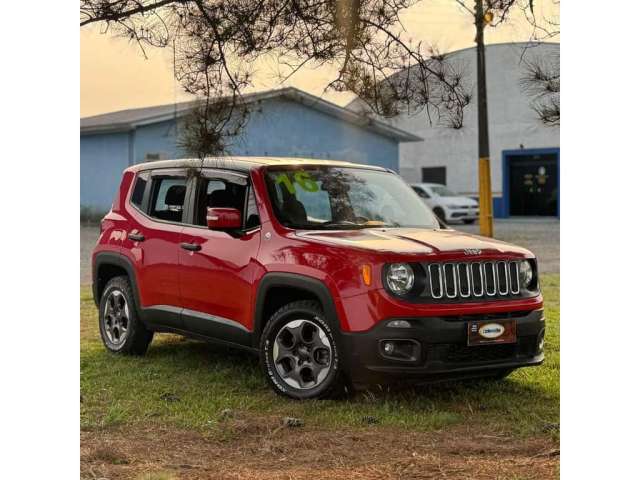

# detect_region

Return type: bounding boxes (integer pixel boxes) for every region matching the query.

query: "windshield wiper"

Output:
[285,220,400,230]
[319,221,368,230]
[321,220,399,229]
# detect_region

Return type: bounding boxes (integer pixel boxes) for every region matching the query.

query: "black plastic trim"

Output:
[93,252,141,310]
[151,324,258,354]
[181,308,251,347]
[253,273,340,348]
[93,253,180,330]
[139,305,252,347]
[341,308,545,386]
[139,304,182,330]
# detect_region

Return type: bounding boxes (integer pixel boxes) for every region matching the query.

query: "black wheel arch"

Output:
[93,252,142,313]
[253,273,341,348]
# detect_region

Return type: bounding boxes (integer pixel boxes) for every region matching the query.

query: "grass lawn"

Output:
[81,274,559,441]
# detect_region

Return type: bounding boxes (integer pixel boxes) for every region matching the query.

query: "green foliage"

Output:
[81,275,559,438]
[80,205,107,225]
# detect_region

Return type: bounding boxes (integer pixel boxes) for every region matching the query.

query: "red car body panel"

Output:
[179,224,262,330]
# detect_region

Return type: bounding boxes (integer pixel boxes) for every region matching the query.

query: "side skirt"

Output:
[140,305,255,352]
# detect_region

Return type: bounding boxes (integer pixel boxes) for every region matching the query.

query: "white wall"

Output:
[348,42,559,197]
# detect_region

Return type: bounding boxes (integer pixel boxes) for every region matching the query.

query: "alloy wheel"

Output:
[272,319,333,390]
[103,290,130,346]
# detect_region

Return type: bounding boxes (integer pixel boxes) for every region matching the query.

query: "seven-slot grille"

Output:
[422,261,521,300]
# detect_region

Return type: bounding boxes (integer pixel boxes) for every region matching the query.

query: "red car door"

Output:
[179,171,262,344]
[122,168,188,330]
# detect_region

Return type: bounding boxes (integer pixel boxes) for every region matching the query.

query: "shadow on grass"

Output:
[106,338,553,410]
[144,336,550,396]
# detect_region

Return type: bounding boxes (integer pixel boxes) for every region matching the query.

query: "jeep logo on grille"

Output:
[463,248,482,255]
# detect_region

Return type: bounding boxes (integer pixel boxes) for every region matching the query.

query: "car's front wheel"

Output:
[99,276,153,355]
[260,300,346,399]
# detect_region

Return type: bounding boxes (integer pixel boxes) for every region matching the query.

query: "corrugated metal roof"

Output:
[80,87,422,142]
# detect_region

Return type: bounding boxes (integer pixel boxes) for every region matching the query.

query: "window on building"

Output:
[149,177,187,222]
[145,152,167,161]
[421,167,447,185]
[130,172,149,208]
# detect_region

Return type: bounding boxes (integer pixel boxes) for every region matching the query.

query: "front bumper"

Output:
[446,207,479,221]
[341,309,544,387]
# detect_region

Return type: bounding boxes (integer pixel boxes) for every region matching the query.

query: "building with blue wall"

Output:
[81,87,421,210]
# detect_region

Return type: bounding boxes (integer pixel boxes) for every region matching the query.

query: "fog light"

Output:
[387,319,411,329]
[379,339,421,362]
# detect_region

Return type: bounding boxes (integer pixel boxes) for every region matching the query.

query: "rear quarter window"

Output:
[130,172,149,208]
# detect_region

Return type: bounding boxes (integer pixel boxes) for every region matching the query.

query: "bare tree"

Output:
[518,0,560,125]
[452,0,559,126]
[80,0,472,156]
[520,49,559,125]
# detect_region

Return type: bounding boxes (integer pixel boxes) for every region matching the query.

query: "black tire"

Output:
[259,300,346,399]
[463,219,476,225]
[98,276,153,355]
[433,207,446,223]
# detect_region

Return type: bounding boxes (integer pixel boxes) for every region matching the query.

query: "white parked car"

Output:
[410,183,479,224]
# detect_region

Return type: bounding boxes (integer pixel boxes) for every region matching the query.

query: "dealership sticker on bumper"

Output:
[468,320,517,346]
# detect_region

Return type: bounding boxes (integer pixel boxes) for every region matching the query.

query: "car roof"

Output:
[127,156,389,174]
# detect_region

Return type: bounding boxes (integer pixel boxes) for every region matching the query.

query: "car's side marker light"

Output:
[361,264,372,286]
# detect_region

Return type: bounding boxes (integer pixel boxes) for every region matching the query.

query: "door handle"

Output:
[180,242,202,252]
[128,232,145,242]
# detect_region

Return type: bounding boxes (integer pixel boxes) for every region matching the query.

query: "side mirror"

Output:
[206,207,242,230]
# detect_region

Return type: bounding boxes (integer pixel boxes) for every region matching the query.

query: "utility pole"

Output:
[474,0,494,237]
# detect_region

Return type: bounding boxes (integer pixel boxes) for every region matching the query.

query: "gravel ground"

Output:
[80,218,558,285]
[80,225,100,285]
[456,218,559,274]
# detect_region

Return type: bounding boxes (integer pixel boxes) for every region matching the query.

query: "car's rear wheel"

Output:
[260,300,346,399]
[99,276,153,355]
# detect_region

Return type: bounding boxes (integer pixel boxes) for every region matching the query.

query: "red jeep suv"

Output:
[92,157,544,399]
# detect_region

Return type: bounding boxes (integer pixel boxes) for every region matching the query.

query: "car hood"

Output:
[296,228,531,256]
[440,196,478,207]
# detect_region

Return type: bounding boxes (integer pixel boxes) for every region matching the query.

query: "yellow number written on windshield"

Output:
[275,171,319,194]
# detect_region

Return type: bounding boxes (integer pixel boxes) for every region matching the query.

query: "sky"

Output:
[80,0,559,117]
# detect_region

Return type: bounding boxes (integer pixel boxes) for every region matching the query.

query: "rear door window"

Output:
[149,177,187,223]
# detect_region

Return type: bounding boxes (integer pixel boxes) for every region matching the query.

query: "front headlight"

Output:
[518,260,535,289]
[386,263,415,295]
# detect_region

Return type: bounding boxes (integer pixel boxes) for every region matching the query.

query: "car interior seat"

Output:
[155,184,186,222]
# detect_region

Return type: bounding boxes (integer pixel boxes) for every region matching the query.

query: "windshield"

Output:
[264,166,440,230]
[430,185,458,197]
